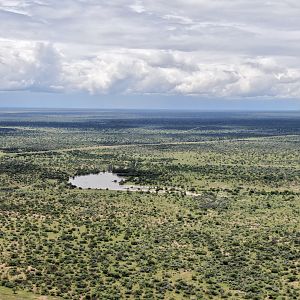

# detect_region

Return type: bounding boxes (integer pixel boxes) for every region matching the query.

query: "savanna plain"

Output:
[0,109,299,300]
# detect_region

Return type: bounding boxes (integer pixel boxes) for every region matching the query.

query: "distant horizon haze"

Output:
[0,92,299,111]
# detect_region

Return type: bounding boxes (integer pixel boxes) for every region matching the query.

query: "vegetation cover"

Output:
[0,109,299,299]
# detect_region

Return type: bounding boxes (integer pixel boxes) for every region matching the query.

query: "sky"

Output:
[0,0,300,110]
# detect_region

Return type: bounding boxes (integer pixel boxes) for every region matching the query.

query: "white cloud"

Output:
[0,0,300,99]
[129,1,146,14]
[0,40,63,92]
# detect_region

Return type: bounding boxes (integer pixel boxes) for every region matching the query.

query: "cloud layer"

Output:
[1,0,300,99]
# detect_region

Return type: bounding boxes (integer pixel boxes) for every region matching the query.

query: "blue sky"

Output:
[1,91,299,110]
[0,0,300,110]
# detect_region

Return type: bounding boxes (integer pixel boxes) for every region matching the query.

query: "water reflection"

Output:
[69,172,147,191]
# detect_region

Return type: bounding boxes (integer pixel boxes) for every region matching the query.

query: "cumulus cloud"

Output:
[0,0,300,99]
[0,40,63,92]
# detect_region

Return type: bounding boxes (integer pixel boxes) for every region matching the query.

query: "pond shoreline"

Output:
[68,171,149,192]
[68,172,200,196]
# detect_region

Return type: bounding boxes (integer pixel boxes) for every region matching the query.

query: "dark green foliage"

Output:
[0,110,299,299]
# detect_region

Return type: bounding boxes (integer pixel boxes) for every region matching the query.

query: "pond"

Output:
[68,172,148,191]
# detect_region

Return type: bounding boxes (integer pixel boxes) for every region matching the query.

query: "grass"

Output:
[0,286,60,300]
[0,110,299,299]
